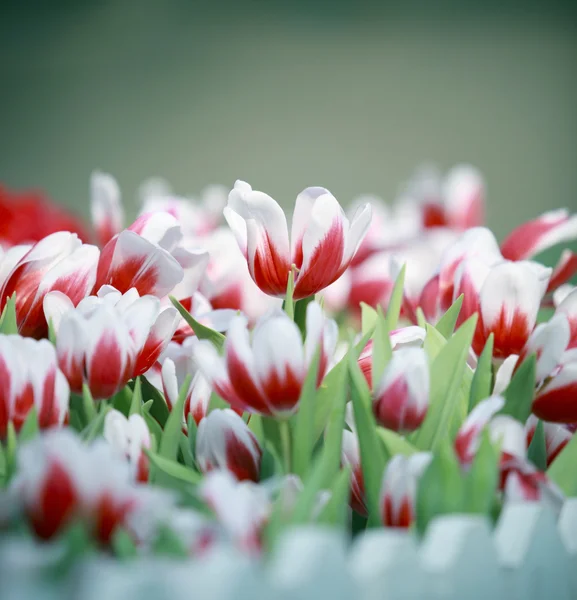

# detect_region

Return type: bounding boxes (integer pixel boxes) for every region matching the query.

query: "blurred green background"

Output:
[1,0,576,239]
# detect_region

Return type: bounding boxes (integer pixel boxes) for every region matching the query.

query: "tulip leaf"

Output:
[261,416,284,468]
[527,418,547,471]
[187,414,198,462]
[316,466,351,527]
[547,427,577,495]
[377,427,419,456]
[423,323,447,361]
[463,430,500,515]
[371,306,393,395]
[290,446,331,525]
[112,386,133,416]
[260,443,283,481]
[159,374,192,463]
[111,528,138,559]
[415,441,465,536]
[18,407,39,442]
[152,525,188,558]
[81,383,97,424]
[5,421,17,482]
[0,443,5,486]
[142,405,163,448]
[129,378,143,416]
[169,296,225,351]
[0,294,18,335]
[411,314,477,451]
[292,347,321,480]
[435,294,464,339]
[145,449,200,485]
[384,264,406,332]
[80,405,112,442]
[140,376,170,426]
[361,302,378,335]
[349,350,387,528]
[500,353,536,423]
[469,333,494,411]
[208,391,229,413]
[294,296,314,339]
[416,307,427,329]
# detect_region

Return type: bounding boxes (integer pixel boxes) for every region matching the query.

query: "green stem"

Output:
[279,419,292,475]
[82,383,97,424]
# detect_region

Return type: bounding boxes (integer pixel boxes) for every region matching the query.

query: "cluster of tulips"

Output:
[0,165,576,559]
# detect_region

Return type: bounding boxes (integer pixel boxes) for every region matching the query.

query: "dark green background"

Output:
[1,1,576,238]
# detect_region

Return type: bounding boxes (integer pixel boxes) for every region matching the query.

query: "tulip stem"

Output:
[279,419,292,474]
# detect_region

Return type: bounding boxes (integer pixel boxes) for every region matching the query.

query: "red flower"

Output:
[0,184,90,247]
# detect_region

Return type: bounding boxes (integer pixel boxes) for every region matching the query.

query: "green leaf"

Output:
[435,294,463,339]
[292,347,321,479]
[463,430,500,515]
[80,405,112,442]
[187,414,198,462]
[5,421,17,482]
[18,407,39,442]
[81,383,97,424]
[140,376,170,427]
[261,416,284,465]
[282,268,296,320]
[371,306,393,394]
[349,351,387,527]
[145,449,201,485]
[142,410,163,448]
[47,317,57,346]
[159,374,192,462]
[423,323,447,361]
[152,525,188,558]
[169,296,225,351]
[248,414,264,442]
[548,427,577,495]
[315,466,352,526]
[260,443,283,481]
[527,419,547,471]
[294,296,314,339]
[111,528,138,559]
[360,302,378,335]
[415,442,465,536]
[208,390,229,413]
[469,333,494,411]
[290,448,331,525]
[0,443,6,486]
[412,315,477,451]
[500,354,536,423]
[416,307,427,329]
[112,386,133,416]
[0,294,18,335]
[384,264,406,332]
[377,427,419,456]
[129,377,143,416]
[179,433,195,468]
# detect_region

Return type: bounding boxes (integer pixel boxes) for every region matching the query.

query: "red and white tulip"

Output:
[103,410,151,482]
[500,209,577,261]
[532,349,577,423]
[193,301,337,417]
[341,429,367,516]
[0,334,69,440]
[90,171,124,247]
[10,429,172,542]
[196,409,262,482]
[224,181,371,299]
[0,232,99,338]
[379,452,433,528]
[45,286,179,398]
[372,347,429,433]
[555,286,577,349]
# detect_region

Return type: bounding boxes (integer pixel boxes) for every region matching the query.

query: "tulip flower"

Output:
[532,349,577,423]
[358,326,426,388]
[500,209,577,262]
[200,470,271,554]
[10,429,172,542]
[525,415,572,467]
[555,287,577,349]
[90,171,124,247]
[103,410,151,482]
[379,452,433,528]
[224,180,371,299]
[196,409,262,482]
[341,429,367,516]
[277,474,332,520]
[0,334,69,439]
[94,211,208,298]
[454,395,505,465]
[372,347,429,433]
[45,286,179,399]
[0,244,32,290]
[473,261,550,358]
[193,301,337,417]
[0,232,99,338]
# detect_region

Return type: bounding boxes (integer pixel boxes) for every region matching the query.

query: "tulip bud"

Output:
[372,348,429,432]
[196,409,262,482]
[380,453,432,528]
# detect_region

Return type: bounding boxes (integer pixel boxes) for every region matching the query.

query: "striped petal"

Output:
[443,164,485,230]
[90,171,124,247]
[556,287,577,349]
[532,350,577,423]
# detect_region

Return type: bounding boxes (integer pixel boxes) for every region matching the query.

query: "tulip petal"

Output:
[90,171,124,247]
[556,287,577,349]
[532,351,577,423]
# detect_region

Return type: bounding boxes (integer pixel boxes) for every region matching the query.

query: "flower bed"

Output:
[0,166,576,597]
